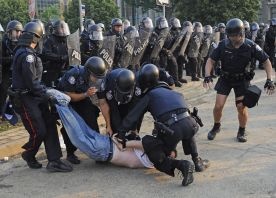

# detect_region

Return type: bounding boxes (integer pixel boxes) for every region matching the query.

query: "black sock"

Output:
[213,122,221,129]
[238,127,245,133]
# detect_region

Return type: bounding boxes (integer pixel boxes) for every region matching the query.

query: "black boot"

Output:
[191,76,200,81]
[179,78,188,83]
[46,159,73,172]
[67,153,81,164]
[21,151,42,169]
[177,160,194,186]
[237,130,247,143]
[175,81,183,87]
[192,157,210,172]
[207,123,221,140]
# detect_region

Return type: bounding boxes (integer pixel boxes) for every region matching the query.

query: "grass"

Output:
[0,120,23,133]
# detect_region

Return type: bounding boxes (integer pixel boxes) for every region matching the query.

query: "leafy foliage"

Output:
[39,4,63,23]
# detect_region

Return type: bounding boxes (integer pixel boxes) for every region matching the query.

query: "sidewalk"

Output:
[0,69,268,159]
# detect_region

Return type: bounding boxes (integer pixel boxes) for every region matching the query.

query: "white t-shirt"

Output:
[134,149,154,168]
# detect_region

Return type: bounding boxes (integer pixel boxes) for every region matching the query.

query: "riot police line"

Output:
[0,16,275,187]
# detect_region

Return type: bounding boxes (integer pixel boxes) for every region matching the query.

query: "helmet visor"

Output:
[56,22,70,36]
[172,19,181,28]
[159,20,169,29]
[9,30,21,41]
[89,30,103,41]
[143,18,153,29]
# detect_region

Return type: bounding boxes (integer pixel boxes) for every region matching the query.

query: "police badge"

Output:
[106,91,113,100]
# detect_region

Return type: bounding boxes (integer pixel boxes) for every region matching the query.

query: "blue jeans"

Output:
[56,105,112,161]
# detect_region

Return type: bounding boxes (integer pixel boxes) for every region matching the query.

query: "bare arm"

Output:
[262,59,273,80]
[99,98,113,135]
[66,87,97,102]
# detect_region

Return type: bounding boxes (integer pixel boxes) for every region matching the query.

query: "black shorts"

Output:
[214,77,250,97]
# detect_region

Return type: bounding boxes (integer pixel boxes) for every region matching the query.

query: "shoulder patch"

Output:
[26,54,35,63]
[106,91,113,100]
[135,87,141,96]
[68,76,76,85]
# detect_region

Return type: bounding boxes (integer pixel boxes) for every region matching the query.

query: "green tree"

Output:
[0,0,29,29]
[175,0,260,25]
[64,0,119,32]
[39,4,62,23]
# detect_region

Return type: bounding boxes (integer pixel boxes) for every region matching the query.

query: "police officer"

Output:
[187,22,203,81]
[58,56,106,163]
[116,64,209,186]
[217,23,226,41]
[80,19,95,64]
[81,24,104,65]
[0,20,23,116]
[264,18,276,69]
[204,18,275,143]
[243,20,251,39]
[97,68,137,136]
[42,20,70,87]
[11,22,72,172]
[105,18,125,69]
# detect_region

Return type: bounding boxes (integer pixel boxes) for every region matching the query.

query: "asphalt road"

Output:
[1,71,276,198]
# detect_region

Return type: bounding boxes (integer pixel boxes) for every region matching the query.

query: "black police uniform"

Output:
[11,46,62,161]
[42,34,69,87]
[105,31,125,69]
[58,65,100,154]
[0,34,17,114]
[97,68,137,132]
[80,29,91,65]
[264,27,276,68]
[118,83,199,176]
[211,38,269,97]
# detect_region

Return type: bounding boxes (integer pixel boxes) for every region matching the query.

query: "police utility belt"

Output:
[220,70,254,81]
[158,108,190,126]
[8,88,30,97]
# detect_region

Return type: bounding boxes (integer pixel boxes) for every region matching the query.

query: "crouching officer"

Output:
[116,64,209,186]
[10,22,72,172]
[204,18,275,143]
[57,56,106,163]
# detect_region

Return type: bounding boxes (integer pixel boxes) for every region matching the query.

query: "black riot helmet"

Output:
[259,22,265,29]
[169,17,181,29]
[218,23,226,29]
[156,17,169,30]
[111,18,123,35]
[97,23,105,32]
[23,22,43,38]
[140,17,153,30]
[124,26,139,38]
[138,64,159,90]
[88,24,103,41]
[123,19,131,31]
[84,19,95,31]
[52,20,70,37]
[226,18,245,37]
[6,20,23,32]
[114,69,135,104]
[182,21,192,27]
[31,19,45,35]
[84,56,107,79]
[250,22,259,32]
[6,20,23,42]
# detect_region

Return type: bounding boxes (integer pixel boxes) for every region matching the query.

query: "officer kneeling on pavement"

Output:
[57,56,107,164]
[9,22,72,172]
[204,18,275,143]
[116,64,209,186]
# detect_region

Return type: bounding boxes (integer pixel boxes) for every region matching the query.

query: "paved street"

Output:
[1,70,276,198]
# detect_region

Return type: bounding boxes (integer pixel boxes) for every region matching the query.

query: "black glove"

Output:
[204,76,213,84]
[48,95,58,106]
[116,132,126,149]
[264,79,275,90]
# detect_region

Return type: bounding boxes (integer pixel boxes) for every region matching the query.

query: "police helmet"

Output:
[182,21,192,27]
[140,17,153,30]
[84,19,95,31]
[114,69,135,104]
[204,25,213,34]
[156,17,168,29]
[23,22,43,38]
[111,18,123,27]
[225,18,244,37]
[169,17,181,29]
[125,26,139,38]
[31,19,45,35]
[243,20,250,30]
[138,64,159,90]
[88,24,103,41]
[98,23,105,31]
[250,22,259,32]
[6,20,23,32]
[84,56,106,79]
[259,23,265,29]
[52,20,70,37]
[218,23,226,29]
[123,19,131,31]
[193,22,203,33]
[271,18,276,26]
